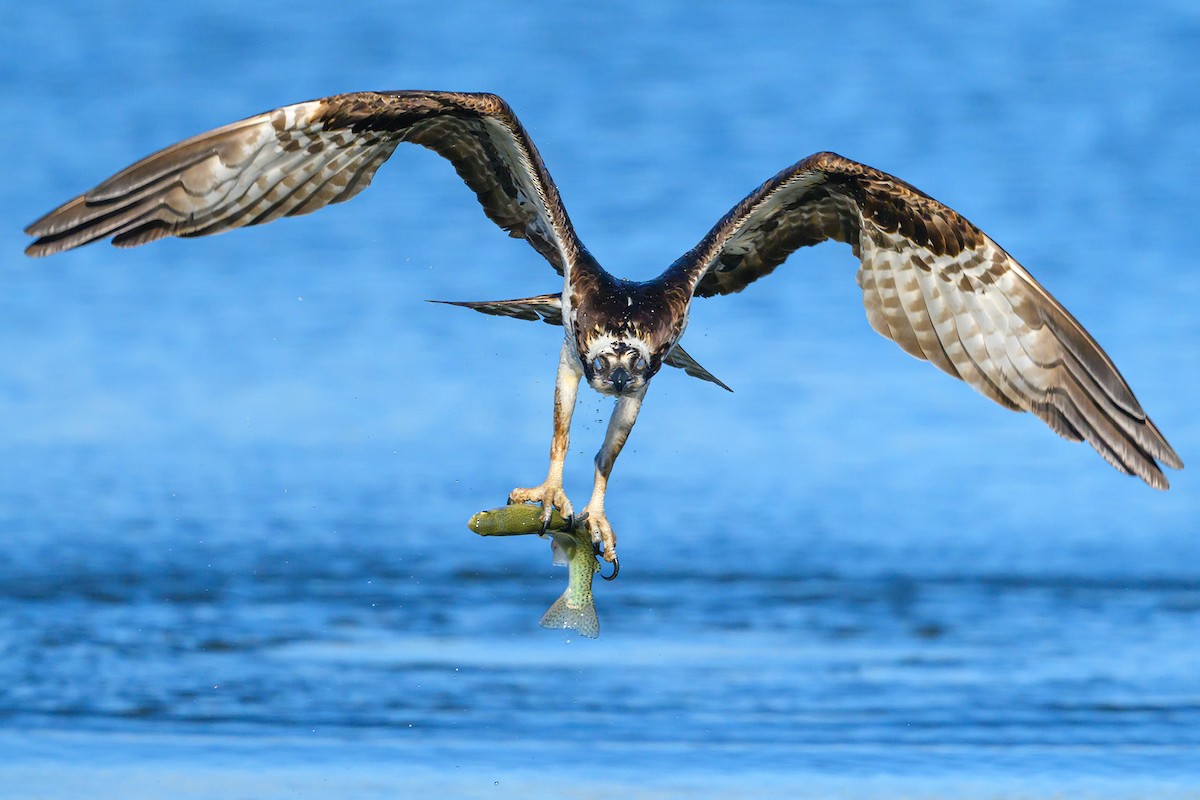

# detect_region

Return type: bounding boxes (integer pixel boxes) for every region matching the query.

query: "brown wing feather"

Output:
[25,91,584,274]
[668,152,1182,488]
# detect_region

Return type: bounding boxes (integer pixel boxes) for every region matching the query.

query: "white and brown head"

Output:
[581,333,656,396]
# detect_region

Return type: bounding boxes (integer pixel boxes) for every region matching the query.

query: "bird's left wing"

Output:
[665,151,1181,488]
[25,91,584,274]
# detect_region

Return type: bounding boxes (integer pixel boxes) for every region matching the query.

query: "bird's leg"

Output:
[509,341,581,529]
[581,390,645,563]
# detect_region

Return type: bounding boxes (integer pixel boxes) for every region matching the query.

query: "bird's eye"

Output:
[592,357,604,372]
[635,357,647,372]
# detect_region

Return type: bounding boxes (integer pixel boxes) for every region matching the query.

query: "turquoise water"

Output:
[2,1,1199,797]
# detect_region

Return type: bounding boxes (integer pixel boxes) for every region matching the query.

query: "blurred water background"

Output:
[1,1,1199,797]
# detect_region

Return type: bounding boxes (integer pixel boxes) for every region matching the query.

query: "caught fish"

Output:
[539,527,601,638]
[468,504,602,638]
[467,504,572,536]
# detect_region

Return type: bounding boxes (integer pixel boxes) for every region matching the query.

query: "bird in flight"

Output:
[24,91,1182,567]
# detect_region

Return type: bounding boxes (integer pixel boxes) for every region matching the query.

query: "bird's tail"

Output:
[430,295,731,391]
[428,294,564,325]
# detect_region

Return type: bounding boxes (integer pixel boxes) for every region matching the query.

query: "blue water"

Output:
[2,1,1199,797]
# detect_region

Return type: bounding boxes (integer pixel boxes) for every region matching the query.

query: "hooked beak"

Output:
[609,367,630,393]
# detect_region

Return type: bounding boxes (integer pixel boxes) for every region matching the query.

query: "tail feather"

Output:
[429,294,563,325]
[539,592,600,639]
[432,294,731,390]
[663,344,733,392]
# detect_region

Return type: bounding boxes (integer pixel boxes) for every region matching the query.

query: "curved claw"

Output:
[600,554,619,581]
[541,512,579,536]
[590,542,619,581]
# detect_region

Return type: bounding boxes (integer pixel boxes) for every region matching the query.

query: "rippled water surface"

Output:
[2,1,1199,797]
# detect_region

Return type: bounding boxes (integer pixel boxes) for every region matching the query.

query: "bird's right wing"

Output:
[25,91,586,275]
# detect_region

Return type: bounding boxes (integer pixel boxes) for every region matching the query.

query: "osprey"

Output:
[24,91,1182,568]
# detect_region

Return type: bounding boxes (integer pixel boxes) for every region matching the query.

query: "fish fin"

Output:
[539,591,600,639]
[428,294,563,326]
[550,537,569,566]
[664,343,733,392]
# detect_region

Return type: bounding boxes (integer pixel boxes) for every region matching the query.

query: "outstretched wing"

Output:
[433,294,731,391]
[667,151,1182,488]
[25,91,585,274]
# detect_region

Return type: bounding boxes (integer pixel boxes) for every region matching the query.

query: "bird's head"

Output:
[582,337,655,396]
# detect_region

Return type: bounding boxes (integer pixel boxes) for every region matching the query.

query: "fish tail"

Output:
[539,592,599,639]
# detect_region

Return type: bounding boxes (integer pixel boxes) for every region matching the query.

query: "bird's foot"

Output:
[508,481,575,533]
[581,504,618,565]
